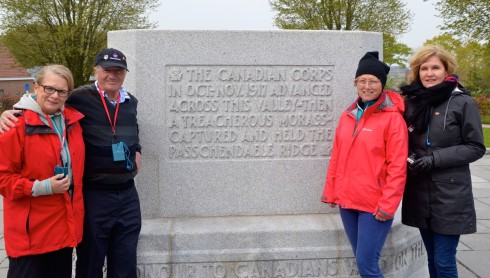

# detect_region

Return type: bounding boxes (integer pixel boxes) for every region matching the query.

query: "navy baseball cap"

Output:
[94,48,128,71]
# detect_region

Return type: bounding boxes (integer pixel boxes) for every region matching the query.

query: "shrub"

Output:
[475,95,490,116]
[0,93,22,114]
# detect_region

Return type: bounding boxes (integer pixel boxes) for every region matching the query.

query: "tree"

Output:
[383,34,411,67]
[424,35,488,93]
[481,43,490,91]
[0,0,159,87]
[427,0,490,96]
[429,0,490,42]
[269,0,413,65]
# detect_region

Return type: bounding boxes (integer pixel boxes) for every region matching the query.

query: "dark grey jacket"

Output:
[401,89,485,235]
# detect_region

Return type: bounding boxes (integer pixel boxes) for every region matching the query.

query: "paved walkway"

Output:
[0,154,489,277]
[456,153,490,278]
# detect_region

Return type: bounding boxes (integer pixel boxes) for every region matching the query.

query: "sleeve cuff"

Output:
[32,179,53,197]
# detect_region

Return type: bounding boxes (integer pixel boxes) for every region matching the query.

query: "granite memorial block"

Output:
[107,30,426,278]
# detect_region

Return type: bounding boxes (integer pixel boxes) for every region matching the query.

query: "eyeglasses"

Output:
[355,79,381,87]
[39,84,70,98]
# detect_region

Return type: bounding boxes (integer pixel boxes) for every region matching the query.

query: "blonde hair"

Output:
[407,45,457,84]
[36,64,74,91]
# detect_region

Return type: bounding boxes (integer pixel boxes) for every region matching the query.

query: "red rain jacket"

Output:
[321,91,408,219]
[0,107,85,258]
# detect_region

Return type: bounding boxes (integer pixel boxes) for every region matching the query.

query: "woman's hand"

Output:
[326,202,337,208]
[50,175,71,194]
[374,214,389,222]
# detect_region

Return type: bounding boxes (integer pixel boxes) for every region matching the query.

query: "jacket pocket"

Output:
[4,200,31,254]
[430,165,469,183]
[429,166,474,221]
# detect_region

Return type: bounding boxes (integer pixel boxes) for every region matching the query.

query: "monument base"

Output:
[136,214,427,278]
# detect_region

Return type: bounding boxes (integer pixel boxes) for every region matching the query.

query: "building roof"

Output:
[0,44,31,79]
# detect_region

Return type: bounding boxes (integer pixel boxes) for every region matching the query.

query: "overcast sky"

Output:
[149,0,443,50]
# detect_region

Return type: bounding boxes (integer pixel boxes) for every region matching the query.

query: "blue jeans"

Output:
[339,208,393,278]
[419,229,460,278]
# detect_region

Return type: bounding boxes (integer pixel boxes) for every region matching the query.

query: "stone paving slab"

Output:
[471,170,490,181]
[457,261,479,278]
[477,220,490,233]
[480,220,490,229]
[458,251,490,278]
[478,197,490,206]
[472,187,490,197]
[460,234,490,251]
[457,241,471,251]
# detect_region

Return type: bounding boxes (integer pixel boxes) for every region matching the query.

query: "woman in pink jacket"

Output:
[0,65,85,278]
[321,52,408,277]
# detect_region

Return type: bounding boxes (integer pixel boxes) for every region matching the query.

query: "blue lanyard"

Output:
[426,107,433,147]
[48,114,67,166]
[426,125,431,146]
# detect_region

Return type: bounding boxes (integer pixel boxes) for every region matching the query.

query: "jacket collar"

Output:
[347,90,405,118]
[23,106,84,127]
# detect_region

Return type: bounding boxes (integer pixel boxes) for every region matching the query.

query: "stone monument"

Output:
[107,30,426,278]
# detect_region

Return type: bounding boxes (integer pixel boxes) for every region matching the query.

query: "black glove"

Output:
[410,154,434,175]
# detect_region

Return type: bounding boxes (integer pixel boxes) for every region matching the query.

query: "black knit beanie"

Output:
[355,51,390,87]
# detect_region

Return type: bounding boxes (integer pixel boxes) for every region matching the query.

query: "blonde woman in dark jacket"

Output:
[401,45,486,278]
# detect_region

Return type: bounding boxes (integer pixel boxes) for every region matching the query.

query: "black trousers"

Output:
[8,247,73,278]
[76,185,142,278]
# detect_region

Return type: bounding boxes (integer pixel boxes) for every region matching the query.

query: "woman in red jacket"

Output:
[0,65,85,278]
[321,52,408,277]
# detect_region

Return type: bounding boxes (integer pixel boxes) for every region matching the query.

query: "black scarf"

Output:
[401,75,460,132]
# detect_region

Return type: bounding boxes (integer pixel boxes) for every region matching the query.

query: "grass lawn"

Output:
[482,115,490,125]
[484,128,490,148]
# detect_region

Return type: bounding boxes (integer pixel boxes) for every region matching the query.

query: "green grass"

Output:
[484,128,490,148]
[482,115,490,125]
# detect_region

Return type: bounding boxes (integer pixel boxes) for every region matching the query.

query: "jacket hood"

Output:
[348,90,405,116]
[13,93,65,126]
[380,90,405,114]
[451,84,471,97]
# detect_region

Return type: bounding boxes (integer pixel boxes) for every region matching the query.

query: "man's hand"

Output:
[135,151,141,171]
[0,109,21,134]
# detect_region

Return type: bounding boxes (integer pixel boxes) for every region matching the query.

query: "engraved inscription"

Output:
[137,240,426,277]
[138,258,358,278]
[394,240,426,270]
[166,66,336,160]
